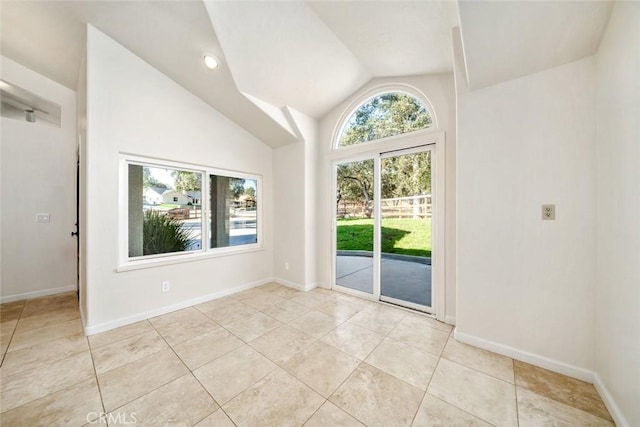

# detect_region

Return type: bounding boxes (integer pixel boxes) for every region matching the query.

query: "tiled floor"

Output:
[0,285,614,426]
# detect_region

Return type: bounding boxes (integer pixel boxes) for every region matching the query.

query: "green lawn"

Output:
[336,218,431,257]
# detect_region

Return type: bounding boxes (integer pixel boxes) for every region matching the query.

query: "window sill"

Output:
[116,244,264,272]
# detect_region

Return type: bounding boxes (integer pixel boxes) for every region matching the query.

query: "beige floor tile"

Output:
[92,329,168,374]
[428,358,517,426]
[442,338,514,383]
[257,282,283,292]
[514,360,613,422]
[262,299,311,323]
[88,321,155,349]
[223,368,324,427]
[0,378,103,427]
[249,325,316,365]
[268,286,301,299]
[241,292,286,311]
[334,293,374,309]
[388,316,450,356]
[282,341,360,397]
[196,300,257,326]
[1,332,88,377]
[149,307,219,346]
[0,301,24,323]
[0,350,94,412]
[348,304,407,335]
[194,345,277,405]
[229,288,268,301]
[289,310,342,338]
[21,292,77,316]
[517,388,614,427]
[330,363,423,427]
[195,409,236,427]
[108,374,218,426]
[304,401,364,427]
[366,338,438,390]
[321,322,384,360]
[225,312,283,341]
[412,394,492,427]
[8,318,83,352]
[15,307,80,333]
[316,299,363,322]
[98,348,188,412]
[173,328,243,370]
[289,291,334,309]
[1,319,17,336]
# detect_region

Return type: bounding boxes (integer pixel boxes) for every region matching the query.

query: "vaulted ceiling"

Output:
[0,1,614,147]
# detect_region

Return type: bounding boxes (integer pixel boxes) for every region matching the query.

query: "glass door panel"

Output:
[335,159,375,295]
[380,150,432,310]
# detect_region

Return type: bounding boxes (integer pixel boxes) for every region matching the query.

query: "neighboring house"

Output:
[143,187,167,205]
[186,191,201,205]
[162,190,190,205]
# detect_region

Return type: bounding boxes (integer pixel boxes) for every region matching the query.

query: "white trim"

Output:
[273,277,318,292]
[329,128,443,162]
[445,315,456,325]
[380,295,432,313]
[331,83,439,151]
[83,277,271,336]
[593,373,630,427]
[454,330,594,382]
[0,285,77,303]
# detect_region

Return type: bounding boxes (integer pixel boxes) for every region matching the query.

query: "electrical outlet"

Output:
[35,213,50,223]
[161,281,170,292]
[542,204,556,220]
[284,262,290,271]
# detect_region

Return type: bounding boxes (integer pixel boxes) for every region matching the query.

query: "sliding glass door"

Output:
[334,146,434,312]
[380,149,432,310]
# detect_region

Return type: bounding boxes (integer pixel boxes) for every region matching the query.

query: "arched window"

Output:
[337,92,433,148]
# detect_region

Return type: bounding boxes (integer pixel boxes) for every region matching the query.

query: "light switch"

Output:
[36,213,50,223]
[541,205,555,221]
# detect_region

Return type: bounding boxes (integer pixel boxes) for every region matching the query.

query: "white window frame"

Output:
[118,154,263,272]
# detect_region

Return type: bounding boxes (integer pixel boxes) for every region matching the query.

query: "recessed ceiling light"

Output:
[203,55,220,70]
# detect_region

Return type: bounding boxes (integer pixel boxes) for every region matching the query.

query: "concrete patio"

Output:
[336,253,431,307]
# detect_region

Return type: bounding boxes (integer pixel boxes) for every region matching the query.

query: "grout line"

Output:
[0,300,25,366]
[87,335,108,423]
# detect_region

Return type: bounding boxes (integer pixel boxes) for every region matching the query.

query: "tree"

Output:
[245,186,256,198]
[143,167,167,189]
[336,93,432,216]
[172,170,201,193]
[230,178,246,199]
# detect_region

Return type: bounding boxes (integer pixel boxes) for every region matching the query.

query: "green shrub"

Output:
[143,210,191,255]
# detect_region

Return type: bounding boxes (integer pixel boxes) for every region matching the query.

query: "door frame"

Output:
[330,129,446,320]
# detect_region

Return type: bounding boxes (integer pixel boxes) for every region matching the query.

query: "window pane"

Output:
[210,175,258,248]
[338,92,432,147]
[128,164,202,257]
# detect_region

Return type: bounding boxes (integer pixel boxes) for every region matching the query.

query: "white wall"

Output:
[272,107,319,290]
[84,26,274,330]
[455,57,597,375]
[595,2,640,425]
[317,74,457,320]
[0,57,77,302]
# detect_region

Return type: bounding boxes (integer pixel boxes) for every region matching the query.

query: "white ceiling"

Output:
[458,0,614,90]
[0,1,616,146]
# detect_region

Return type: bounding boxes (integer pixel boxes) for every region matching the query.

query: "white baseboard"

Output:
[0,285,77,303]
[445,315,456,325]
[83,277,271,336]
[273,277,318,292]
[593,373,630,427]
[454,330,594,382]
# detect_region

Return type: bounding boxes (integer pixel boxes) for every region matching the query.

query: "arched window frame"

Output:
[331,83,439,154]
